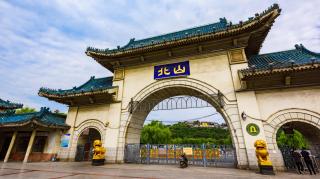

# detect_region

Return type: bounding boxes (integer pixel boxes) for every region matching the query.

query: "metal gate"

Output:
[125,144,236,167]
[280,146,320,172]
[279,147,295,170]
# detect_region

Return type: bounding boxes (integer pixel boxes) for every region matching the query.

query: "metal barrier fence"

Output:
[124,144,236,168]
[280,147,320,173]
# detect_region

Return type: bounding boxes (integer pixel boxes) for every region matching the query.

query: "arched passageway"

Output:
[118,78,245,167]
[276,121,320,170]
[75,128,101,161]
[263,108,320,170]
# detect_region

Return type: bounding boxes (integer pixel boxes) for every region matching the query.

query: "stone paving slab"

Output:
[2,171,69,179]
[0,162,318,179]
[0,168,29,176]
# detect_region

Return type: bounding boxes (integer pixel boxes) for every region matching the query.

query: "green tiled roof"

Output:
[0,98,23,109]
[0,107,69,129]
[39,76,115,97]
[86,4,280,56]
[247,44,320,70]
[87,18,228,53]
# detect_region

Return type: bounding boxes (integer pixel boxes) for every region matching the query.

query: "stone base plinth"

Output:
[92,159,105,166]
[259,165,275,175]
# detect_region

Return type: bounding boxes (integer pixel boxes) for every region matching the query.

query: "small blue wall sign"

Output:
[60,133,70,148]
[154,61,190,79]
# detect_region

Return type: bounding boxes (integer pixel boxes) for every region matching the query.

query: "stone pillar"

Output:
[23,130,36,163]
[4,131,18,163]
[235,91,268,169]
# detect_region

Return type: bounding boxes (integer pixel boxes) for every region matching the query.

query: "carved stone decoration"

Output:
[228,49,246,64]
[114,68,124,81]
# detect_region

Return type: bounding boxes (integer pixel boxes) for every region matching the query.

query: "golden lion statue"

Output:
[92,140,106,166]
[254,140,272,166]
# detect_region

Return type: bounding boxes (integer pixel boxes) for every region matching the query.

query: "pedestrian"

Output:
[301,147,316,175]
[292,149,304,174]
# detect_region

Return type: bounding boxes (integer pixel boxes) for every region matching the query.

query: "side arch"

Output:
[263,108,320,170]
[263,108,320,150]
[68,119,106,160]
[75,119,106,143]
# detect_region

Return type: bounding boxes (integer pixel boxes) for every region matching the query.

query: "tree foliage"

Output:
[140,121,309,147]
[15,107,36,114]
[141,121,172,144]
[277,129,309,149]
[169,122,230,139]
[140,121,232,145]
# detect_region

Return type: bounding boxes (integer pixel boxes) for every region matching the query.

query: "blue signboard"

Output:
[154,61,190,79]
[60,133,70,148]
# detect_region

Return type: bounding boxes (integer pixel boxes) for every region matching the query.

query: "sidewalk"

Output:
[0,162,318,179]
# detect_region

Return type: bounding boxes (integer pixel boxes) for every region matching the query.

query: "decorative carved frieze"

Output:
[114,68,124,81]
[228,49,246,64]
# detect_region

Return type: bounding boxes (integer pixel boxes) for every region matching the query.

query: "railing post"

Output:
[157,144,160,164]
[174,144,176,164]
[202,143,207,167]
[166,144,168,164]
[192,145,195,165]
[213,144,216,166]
[147,144,150,164]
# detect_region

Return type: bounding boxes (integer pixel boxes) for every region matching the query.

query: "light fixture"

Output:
[241,112,247,121]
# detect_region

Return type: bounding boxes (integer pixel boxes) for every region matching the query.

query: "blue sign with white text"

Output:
[154,61,190,79]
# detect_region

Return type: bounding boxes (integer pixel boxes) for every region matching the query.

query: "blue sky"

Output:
[0,1,319,123]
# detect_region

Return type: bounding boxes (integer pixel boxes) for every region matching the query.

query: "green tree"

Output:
[277,129,309,149]
[141,121,172,144]
[140,121,232,145]
[169,122,230,140]
[15,107,36,114]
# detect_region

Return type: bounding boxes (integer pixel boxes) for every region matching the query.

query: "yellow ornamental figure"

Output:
[254,140,274,175]
[92,140,106,166]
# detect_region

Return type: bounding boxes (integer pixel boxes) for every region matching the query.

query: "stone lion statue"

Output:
[254,140,272,166]
[92,140,106,166]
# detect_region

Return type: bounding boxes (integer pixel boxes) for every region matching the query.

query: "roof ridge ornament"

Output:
[219,17,227,23]
[40,107,50,113]
[86,3,281,66]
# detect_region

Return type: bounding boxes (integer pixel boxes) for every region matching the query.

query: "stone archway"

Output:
[69,119,106,160]
[263,108,320,169]
[75,128,101,161]
[116,78,247,167]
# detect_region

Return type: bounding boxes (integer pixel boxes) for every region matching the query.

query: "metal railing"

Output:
[124,144,236,168]
[280,146,320,173]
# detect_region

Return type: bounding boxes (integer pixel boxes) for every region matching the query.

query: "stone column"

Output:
[4,131,18,163]
[23,130,36,163]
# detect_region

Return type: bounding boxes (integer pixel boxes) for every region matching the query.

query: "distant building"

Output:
[186,120,228,129]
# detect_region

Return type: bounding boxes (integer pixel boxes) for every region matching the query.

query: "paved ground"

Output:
[0,162,318,179]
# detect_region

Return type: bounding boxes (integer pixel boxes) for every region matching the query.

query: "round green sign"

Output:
[246,123,260,136]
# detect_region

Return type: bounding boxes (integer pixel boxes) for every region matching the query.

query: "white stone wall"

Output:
[44,130,60,154]
[113,50,250,167]
[58,103,122,162]
[236,87,320,170]
[59,47,320,171]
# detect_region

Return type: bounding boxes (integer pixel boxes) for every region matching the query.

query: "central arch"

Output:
[117,78,247,167]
